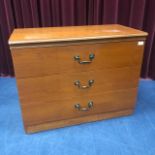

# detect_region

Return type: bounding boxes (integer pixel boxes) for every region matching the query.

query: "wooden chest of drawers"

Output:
[9,24,147,133]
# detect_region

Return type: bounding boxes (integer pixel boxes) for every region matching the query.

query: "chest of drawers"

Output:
[9,24,147,133]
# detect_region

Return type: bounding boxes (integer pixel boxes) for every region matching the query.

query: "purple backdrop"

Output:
[0,0,155,79]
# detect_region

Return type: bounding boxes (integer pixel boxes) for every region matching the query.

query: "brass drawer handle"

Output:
[74,101,93,111]
[74,80,94,89]
[74,53,95,64]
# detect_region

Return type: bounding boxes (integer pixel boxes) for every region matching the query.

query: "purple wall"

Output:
[0,0,155,79]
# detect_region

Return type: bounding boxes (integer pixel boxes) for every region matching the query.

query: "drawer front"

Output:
[22,88,137,125]
[17,66,140,104]
[12,41,144,78]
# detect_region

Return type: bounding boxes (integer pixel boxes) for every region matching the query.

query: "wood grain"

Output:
[22,88,137,126]
[9,24,147,46]
[12,41,144,78]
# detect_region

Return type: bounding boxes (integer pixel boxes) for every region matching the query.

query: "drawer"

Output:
[22,88,137,125]
[12,41,144,78]
[17,66,140,104]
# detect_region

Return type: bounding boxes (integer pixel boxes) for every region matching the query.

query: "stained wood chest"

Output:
[9,24,147,133]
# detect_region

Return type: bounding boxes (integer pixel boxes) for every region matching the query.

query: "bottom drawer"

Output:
[21,88,137,128]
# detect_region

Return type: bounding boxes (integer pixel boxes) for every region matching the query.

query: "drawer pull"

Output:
[74,80,94,89]
[74,101,93,111]
[74,53,95,64]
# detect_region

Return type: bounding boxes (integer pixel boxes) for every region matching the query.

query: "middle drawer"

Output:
[17,66,140,105]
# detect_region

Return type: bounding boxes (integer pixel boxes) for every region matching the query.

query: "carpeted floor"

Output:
[0,78,155,155]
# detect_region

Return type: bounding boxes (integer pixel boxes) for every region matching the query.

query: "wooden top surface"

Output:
[9,24,148,45]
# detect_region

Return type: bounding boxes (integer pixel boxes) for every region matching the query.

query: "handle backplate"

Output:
[74,53,95,64]
[74,80,94,89]
[74,101,94,111]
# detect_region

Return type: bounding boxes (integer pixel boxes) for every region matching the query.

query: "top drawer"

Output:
[11,41,144,78]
